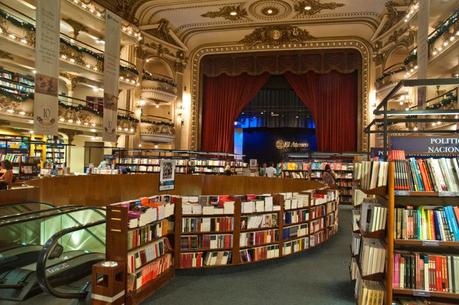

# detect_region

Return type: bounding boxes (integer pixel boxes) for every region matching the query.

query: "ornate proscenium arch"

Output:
[189,39,371,151]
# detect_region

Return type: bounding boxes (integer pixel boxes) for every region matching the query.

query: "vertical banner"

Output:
[34,0,60,135]
[159,160,176,191]
[103,11,121,142]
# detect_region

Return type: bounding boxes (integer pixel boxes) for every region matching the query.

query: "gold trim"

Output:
[239,25,314,46]
[189,38,371,152]
[201,5,249,21]
[294,0,345,17]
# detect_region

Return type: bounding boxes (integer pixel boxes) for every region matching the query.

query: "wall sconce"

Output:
[176,102,184,126]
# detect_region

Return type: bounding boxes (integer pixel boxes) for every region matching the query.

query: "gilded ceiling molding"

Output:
[293,0,345,17]
[248,0,293,20]
[201,5,249,21]
[62,18,89,39]
[189,38,372,152]
[240,25,314,47]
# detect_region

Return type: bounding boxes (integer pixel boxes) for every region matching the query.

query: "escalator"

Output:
[0,202,55,219]
[0,207,106,302]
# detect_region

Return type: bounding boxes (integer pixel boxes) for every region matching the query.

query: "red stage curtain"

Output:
[285,71,358,152]
[201,73,270,152]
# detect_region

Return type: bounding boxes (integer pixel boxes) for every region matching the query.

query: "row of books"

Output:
[179,251,232,268]
[310,172,353,179]
[127,219,170,250]
[241,196,276,213]
[182,201,235,215]
[282,161,354,171]
[127,238,171,273]
[310,230,326,247]
[239,245,280,263]
[283,237,309,255]
[310,218,325,234]
[360,238,386,276]
[240,229,278,247]
[284,193,310,210]
[395,206,459,241]
[128,253,173,292]
[360,200,387,233]
[356,280,385,305]
[354,161,389,190]
[180,234,233,251]
[0,154,38,163]
[241,214,278,230]
[312,190,339,206]
[283,223,309,240]
[284,209,309,225]
[393,252,459,293]
[391,151,459,192]
[114,195,175,229]
[117,157,246,167]
[181,217,234,233]
[310,205,326,219]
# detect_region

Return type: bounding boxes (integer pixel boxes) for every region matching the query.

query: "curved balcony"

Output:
[141,72,177,105]
[140,116,175,143]
[0,77,137,134]
[0,5,139,86]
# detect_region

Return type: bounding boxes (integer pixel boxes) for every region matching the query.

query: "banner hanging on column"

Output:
[34,0,60,135]
[103,11,121,142]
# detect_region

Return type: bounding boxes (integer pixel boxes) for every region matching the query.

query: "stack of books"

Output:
[283,223,309,240]
[284,209,309,225]
[356,280,385,305]
[127,238,171,273]
[128,219,170,250]
[239,245,280,263]
[283,237,309,255]
[241,213,278,230]
[128,253,173,292]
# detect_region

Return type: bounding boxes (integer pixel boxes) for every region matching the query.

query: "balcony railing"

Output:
[0,77,137,133]
[140,115,175,143]
[0,5,138,82]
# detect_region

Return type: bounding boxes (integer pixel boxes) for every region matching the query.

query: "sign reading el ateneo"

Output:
[275,139,310,151]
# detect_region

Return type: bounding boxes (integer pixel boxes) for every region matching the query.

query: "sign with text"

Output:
[390,136,459,156]
[34,0,60,135]
[103,11,121,142]
[159,159,176,191]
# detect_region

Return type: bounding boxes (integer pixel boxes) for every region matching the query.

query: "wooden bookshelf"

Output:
[106,198,177,305]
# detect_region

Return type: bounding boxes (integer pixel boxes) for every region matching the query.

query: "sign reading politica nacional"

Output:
[275,139,309,150]
[390,136,459,155]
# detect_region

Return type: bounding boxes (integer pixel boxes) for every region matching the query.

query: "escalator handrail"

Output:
[36,219,106,299]
[0,206,105,227]
[0,205,82,222]
[0,201,55,209]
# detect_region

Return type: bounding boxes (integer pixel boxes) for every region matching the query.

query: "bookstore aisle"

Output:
[142,205,354,305]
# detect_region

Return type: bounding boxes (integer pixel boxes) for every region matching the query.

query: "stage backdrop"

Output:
[242,128,317,164]
[200,50,360,153]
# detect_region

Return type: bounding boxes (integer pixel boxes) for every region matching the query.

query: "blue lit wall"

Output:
[241,128,317,163]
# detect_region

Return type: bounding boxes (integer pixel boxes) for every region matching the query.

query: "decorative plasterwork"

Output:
[0,50,13,60]
[248,0,293,20]
[240,25,315,47]
[144,19,182,48]
[189,39,371,152]
[201,5,249,21]
[293,0,345,17]
[62,18,89,38]
[141,87,178,103]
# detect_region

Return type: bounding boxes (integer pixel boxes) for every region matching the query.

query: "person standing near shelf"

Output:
[265,162,276,178]
[259,162,267,176]
[322,164,336,188]
[223,164,232,176]
[0,160,13,190]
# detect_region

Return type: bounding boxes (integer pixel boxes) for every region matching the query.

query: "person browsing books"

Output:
[322,164,336,187]
[0,160,14,190]
[265,163,276,178]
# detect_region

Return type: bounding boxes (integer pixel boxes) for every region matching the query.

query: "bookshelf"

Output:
[105,196,176,305]
[45,137,66,168]
[173,189,339,269]
[0,135,40,180]
[351,154,459,305]
[114,149,248,175]
[282,160,354,204]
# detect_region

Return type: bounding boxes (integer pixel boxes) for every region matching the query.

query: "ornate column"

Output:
[417,0,430,106]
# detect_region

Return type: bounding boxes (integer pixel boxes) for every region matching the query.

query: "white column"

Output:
[417,0,430,107]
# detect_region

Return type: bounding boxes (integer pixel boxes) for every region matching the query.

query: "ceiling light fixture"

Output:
[229,11,238,16]
[304,6,312,10]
